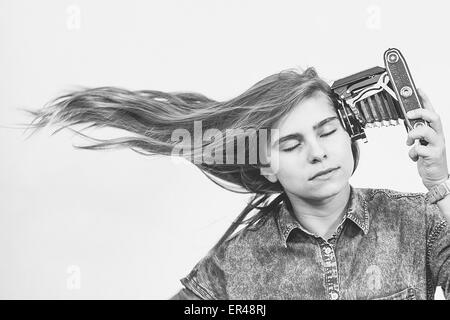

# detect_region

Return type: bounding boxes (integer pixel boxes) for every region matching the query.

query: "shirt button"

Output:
[324,247,333,255]
[330,291,339,300]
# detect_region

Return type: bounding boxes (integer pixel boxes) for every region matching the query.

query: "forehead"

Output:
[274,92,336,134]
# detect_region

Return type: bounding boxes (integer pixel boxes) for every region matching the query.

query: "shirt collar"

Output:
[276,185,369,247]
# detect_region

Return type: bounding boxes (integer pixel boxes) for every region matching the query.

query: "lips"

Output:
[310,167,339,180]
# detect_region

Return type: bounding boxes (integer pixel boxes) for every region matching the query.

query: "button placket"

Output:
[330,291,339,300]
[319,241,340,300]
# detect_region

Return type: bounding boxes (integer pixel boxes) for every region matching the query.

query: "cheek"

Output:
[331,134,354,169]
[274,152,309,183]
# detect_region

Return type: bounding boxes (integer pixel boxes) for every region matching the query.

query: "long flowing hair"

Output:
[19,67,359,251]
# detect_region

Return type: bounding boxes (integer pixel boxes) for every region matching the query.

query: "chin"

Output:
[306,177,348,199]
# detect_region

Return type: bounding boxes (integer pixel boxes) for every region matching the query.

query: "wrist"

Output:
[425,175,450,204]
[425,174,450,191]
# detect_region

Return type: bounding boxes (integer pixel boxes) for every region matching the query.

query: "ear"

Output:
[260,166,278,183]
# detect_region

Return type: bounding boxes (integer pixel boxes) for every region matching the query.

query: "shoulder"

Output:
[357,186,424,200]
[354,186,444,229]
[356,186,427,208]
[212,204,281,265]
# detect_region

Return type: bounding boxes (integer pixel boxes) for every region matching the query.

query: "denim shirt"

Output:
[178,185,450,300]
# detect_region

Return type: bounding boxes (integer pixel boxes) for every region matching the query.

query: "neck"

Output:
[285,183,351,240]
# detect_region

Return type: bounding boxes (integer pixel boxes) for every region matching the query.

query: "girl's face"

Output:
[262,91,354,201]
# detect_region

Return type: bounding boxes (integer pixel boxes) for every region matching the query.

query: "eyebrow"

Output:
[273,116,339,147]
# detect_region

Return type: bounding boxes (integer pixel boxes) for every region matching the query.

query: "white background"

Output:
[0,0,448,299]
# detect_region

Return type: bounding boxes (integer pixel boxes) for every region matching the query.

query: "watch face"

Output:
[440,183,450,195]
[425,181,450,204]
[445,180,450,192]
[433,182,450,202]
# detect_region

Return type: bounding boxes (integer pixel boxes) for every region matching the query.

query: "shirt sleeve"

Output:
[179,249,228,300]
[426,200,450,300]
[169,287,202,300]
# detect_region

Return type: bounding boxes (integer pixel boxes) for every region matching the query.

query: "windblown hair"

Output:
[20,67,359,251]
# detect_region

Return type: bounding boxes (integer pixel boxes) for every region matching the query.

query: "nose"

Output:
[307,138,327,163]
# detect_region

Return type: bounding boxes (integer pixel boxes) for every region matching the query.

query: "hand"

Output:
[406,89,449,190]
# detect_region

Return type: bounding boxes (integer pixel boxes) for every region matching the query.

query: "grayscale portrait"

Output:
[1,0,449,301]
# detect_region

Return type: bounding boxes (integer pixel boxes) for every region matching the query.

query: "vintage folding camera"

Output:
[331,48,428,145]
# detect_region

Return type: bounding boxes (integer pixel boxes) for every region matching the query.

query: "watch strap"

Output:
[425,177,450,204]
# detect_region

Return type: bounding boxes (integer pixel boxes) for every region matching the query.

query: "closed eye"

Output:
[320,129,337,137]
[283,143,301,152]
[283,129,337,152]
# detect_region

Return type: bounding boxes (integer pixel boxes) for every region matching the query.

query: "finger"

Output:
[406,108,443,134]
[406,124,439,146]
[408,145,419,162]
[408,141,432,162]
[416,88,435,112]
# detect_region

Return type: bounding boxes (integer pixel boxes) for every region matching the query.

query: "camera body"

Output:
[331,48,428,144]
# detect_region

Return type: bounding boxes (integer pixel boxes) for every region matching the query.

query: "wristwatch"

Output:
[425,175,450,204]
